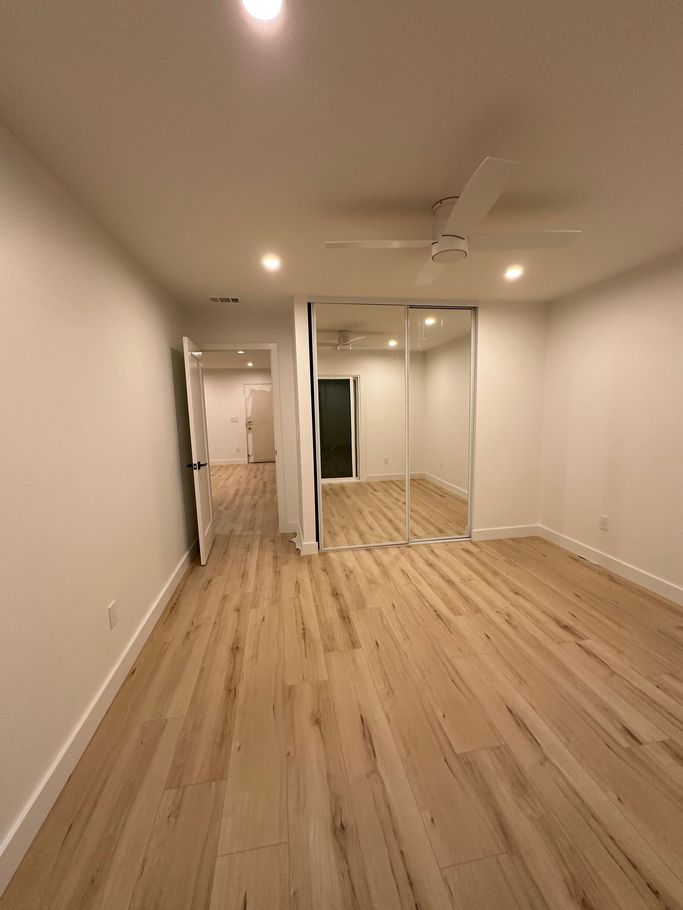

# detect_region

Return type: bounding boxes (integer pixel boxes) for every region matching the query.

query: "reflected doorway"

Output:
[319,377,358,480]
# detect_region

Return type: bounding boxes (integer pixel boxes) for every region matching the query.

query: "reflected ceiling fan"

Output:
[325,157,581,285]
[318,330,368,351]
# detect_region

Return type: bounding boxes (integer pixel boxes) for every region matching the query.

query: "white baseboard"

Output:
[471,524,541,541]
[0,541,197,895]
[293,524,318,556]
[538,525,683,607]
[211,458,247,465]
[364,473,406,482]
[423,472,468,501]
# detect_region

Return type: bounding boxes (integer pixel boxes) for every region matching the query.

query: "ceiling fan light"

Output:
[424,317,436,326]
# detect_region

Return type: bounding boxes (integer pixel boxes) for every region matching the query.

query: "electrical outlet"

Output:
[236,446,241,453]
[599,515,609,531]
[107,600,118,630]
[383,457,389,465]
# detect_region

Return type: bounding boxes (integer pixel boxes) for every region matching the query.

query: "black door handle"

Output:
[186,461,208,470]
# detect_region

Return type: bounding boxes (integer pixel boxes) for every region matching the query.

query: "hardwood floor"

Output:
[321,476,468,547]
[3,461,683,909]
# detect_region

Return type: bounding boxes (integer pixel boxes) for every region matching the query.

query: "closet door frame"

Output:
[310,299,477,552]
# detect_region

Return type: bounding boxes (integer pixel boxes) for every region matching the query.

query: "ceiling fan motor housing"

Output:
[431,196,468,262]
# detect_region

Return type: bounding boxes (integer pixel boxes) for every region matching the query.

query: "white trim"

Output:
[471,524,541,541]
[293,524,319,556]
[538,525,683,607]
[365,473,408,482]
[0,542,197,895]
[423,472,468,501]
[211,457,248,465]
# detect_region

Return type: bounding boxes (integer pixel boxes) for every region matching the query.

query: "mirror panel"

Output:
[409,307,471,540]
[314,303,406,548]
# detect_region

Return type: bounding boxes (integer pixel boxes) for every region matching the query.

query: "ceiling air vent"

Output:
[209,296,240,304]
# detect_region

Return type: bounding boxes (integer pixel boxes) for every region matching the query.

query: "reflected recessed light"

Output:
[237,350,245,355]
[388,339,398,347]
[424,317,436,326]
[247,361,254,367]
[261,253,281,272]
[241,0,282,21]
[504,264,524,281]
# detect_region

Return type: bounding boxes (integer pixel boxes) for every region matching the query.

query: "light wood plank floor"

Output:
[3,462,683,909]
[322,477,468,546]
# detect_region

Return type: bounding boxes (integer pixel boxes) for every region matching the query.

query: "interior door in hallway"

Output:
[245,383,275,463]
[183,336,215,564]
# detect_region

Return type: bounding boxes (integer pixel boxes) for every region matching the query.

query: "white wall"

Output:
[203,369,271,463]
[422,336,471,496]
[471,301,547,535]
[540,253,683,598]
[0,127,193,889]
[179,305,299,532]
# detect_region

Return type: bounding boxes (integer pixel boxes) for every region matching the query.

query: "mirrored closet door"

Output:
[312,301,474,550]
[408,306,472,541]
[313,302,406,549]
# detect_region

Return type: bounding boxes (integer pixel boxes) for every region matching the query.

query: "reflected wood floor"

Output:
[322,477,468,546]
[3,462,683,909]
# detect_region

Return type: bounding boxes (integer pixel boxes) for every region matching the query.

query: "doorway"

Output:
[182,339,287,563]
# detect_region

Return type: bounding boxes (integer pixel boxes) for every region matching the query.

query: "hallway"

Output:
[2,467,683,909]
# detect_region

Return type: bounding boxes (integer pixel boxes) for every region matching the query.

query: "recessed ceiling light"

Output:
[424,317,436,326]
[388,339,398,347]
[247,361,254,367]
[241,0,282,21]
[237,350,245,355]
[504,264,524,281]
[261,253,282,272]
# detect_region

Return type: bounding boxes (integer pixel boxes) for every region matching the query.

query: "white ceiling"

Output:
[201,350,271,369]
[1,0,682,308]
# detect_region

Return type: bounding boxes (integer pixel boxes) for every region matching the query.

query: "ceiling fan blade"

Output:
[325,240,431,249]
[443,157,517,239]
[416,259,446,286]
[348,335,367,343]
[469,230,582,250]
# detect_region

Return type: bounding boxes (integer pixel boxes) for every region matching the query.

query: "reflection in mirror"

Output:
[409,308,471,539]
[314,303,406,548]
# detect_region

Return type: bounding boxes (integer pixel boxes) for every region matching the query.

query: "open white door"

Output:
[183,337,215,565]
[245,383,275,463]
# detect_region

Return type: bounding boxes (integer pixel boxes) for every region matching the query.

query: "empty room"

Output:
[1,0,682,908]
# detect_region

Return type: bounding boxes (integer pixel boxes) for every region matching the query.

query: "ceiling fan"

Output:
[325,157,581,285]
[317,329,368,351]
